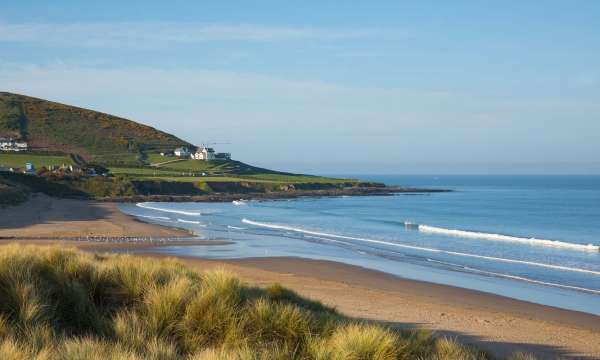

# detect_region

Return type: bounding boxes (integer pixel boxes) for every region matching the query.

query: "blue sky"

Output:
[1,1,599,174]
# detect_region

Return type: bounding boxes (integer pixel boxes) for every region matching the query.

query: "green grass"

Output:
[110,158,355,187]
[108,167,187,177]
[146,153,181,164]
[0,245,529,360]
[0,153,74,168]
[91,153,145,167]
[159,159,231,172]
[111,159,355,185]
[164,162,221,174]
[242,173,358,184]
[155,159,280,176]
[141,176,282,183]
[111,170,352,184]
[109,169,290,183]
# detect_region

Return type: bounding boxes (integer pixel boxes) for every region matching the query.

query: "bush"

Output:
[0,245,534,359]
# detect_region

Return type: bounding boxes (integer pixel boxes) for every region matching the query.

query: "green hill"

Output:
[0,92,192,165]
[0,92,363,202]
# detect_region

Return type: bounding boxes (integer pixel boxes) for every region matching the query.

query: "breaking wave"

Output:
[232,200,247,206]
[408,223,599,252]
[242,219,600,276]
[177,219,201,225]
[136,203,202,216]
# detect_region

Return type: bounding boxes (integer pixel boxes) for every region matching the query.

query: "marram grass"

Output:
[0,245,533,359]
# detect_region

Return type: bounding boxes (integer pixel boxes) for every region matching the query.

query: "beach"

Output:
[1,195,599,359]
[0,194,192,239]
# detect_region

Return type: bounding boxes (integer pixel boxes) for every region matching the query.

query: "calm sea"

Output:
[120,175,600,315]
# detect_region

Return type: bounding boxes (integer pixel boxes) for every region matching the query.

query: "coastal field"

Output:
[0,92,364,203]
[0,153,75,168]
[1,195,599,359]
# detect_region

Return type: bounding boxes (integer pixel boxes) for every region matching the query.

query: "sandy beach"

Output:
[1,195,599,359]
[0,194,191,239]
[204,257,600,360]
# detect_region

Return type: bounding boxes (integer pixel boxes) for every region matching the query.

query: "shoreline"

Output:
[230,256,600,332]
[96,185,450,203]
[2,195,599,359]
[0,194,192,239]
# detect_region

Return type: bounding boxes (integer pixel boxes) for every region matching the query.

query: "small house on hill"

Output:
[191,146,232,161]
[0,138,28,152]
[14,141,28,151]
[174,147,191,157]
[191,147,215,160]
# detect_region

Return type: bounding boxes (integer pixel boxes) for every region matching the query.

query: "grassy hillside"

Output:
[0,245,533,360]
[0,92,362,197]
[0,92,191,165]
[0,153,75,169]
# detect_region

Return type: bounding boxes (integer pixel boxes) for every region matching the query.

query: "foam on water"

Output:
[425,259,600,295]
[412,223,599,252]
[227,225,246,230]
[136,203,202,216]
[232,200,247,206]
[242,218,600,276]
[177,219,201,225]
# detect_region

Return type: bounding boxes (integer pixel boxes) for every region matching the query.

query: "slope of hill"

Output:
[0,92,380,201]
[0,92,192,165]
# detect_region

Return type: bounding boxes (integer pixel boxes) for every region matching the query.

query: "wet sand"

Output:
[0,194,190,239]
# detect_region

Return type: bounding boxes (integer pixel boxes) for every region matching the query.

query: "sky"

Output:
[1,0,599,174]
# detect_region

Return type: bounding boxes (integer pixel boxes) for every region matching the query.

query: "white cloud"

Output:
[0,22,372,48]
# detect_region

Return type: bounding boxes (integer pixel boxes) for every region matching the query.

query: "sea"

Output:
[119,175,600,315]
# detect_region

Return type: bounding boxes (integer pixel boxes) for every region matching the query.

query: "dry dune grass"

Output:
[0,245,533,359]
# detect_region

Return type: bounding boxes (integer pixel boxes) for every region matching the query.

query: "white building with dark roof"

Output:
[0,138,28,152]
[174,147,191,157]
[191,147,216,160]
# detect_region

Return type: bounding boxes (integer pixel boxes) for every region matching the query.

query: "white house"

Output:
[0,138,28,152]
[191,147,216,160]
[0,137,13,150]
[14,141,28,151]
[174,147,191,157]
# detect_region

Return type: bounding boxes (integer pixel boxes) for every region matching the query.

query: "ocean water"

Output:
[120,175,600,315]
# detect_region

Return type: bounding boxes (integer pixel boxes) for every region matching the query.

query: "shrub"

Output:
[319,323,400,360]
[179,270,244,352]
[0,245,535,359]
